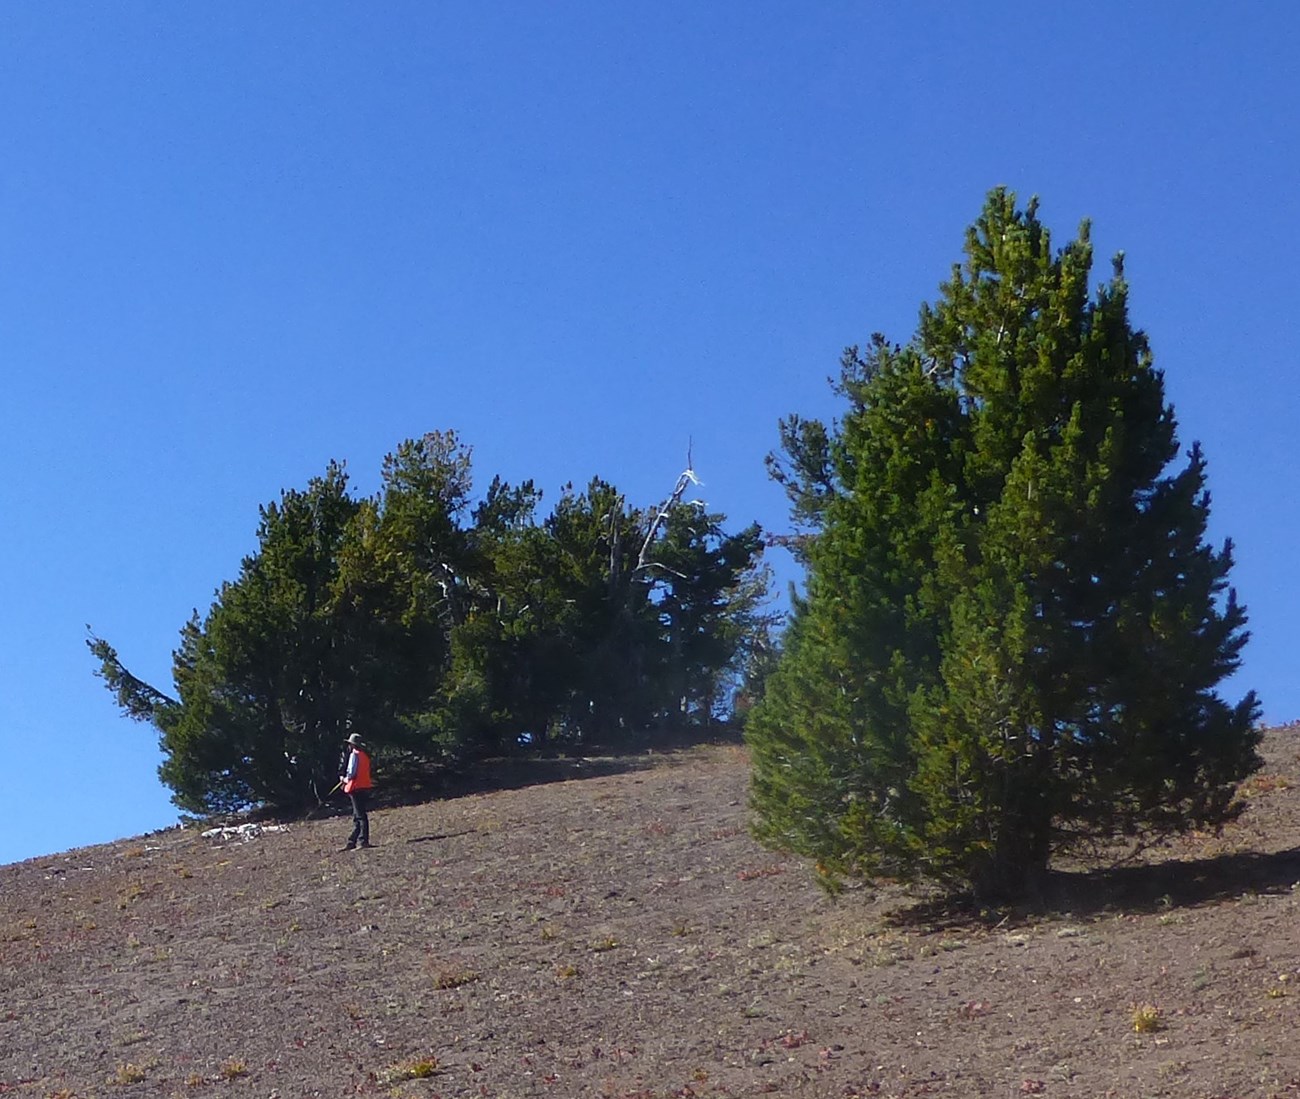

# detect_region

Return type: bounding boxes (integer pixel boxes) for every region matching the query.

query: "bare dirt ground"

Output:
[7,727,1300,1098]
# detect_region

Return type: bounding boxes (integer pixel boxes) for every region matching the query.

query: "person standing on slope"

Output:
[340,731,374,850]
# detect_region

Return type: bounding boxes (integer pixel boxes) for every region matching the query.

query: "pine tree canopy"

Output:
[748,188,1262,901]
[89,433,775,815]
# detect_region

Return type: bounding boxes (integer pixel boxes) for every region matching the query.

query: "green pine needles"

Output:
[748,188,1261,902]
[90,432,773,816]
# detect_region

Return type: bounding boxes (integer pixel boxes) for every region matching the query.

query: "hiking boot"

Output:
[341,842,356,852]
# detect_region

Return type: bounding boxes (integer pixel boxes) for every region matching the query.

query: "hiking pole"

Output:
[303,779,345,821]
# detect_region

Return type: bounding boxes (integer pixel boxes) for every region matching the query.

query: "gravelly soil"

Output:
[6,728,1300,1098]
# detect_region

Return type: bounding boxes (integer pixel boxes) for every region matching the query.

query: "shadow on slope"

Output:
[1051,845,1300,916]
[363,727,745,812]
[889,845,1300,930]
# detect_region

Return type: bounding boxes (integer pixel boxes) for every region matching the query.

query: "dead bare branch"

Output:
[636,466,701,572]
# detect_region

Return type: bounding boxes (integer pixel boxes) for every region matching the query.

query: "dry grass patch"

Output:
[384,1056,440,1082]
[433,966,480,990]
[219,1058,249,1079]
[111,1062,147,1085]
[1131,1003,1162,1033]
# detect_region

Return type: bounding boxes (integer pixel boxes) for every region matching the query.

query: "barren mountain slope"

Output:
[5,729,1300,1098]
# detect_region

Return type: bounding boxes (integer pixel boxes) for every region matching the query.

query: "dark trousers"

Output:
[348,790,370,846]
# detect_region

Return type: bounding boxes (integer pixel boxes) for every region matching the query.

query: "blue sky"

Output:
[4,3,1297,866]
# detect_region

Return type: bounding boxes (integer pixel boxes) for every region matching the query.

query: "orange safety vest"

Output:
[343,748,373,794]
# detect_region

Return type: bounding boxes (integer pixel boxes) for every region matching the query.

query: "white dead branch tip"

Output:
[200,822,290,842]
[636,467,703,572]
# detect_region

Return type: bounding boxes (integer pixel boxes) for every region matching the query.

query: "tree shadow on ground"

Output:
[1050,846,1300,916]
[424,753,663,800]
[372,729,743,811]
[888,846,1300,930]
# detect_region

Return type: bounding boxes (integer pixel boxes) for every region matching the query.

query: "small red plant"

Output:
[737,865,785,881]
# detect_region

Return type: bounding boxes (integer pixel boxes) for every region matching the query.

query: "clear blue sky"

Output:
[4,3,1297,866]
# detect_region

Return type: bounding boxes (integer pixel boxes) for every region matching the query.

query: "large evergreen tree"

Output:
[748,189,1261,900]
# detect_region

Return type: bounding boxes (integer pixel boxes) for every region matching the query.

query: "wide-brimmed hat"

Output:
[346,732,364,746]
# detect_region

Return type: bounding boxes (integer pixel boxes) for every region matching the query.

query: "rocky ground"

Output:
[6,728,1300,1097]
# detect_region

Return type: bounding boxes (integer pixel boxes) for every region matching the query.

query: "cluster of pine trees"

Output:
[92,189,1263,902]
[89,431,773,815]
